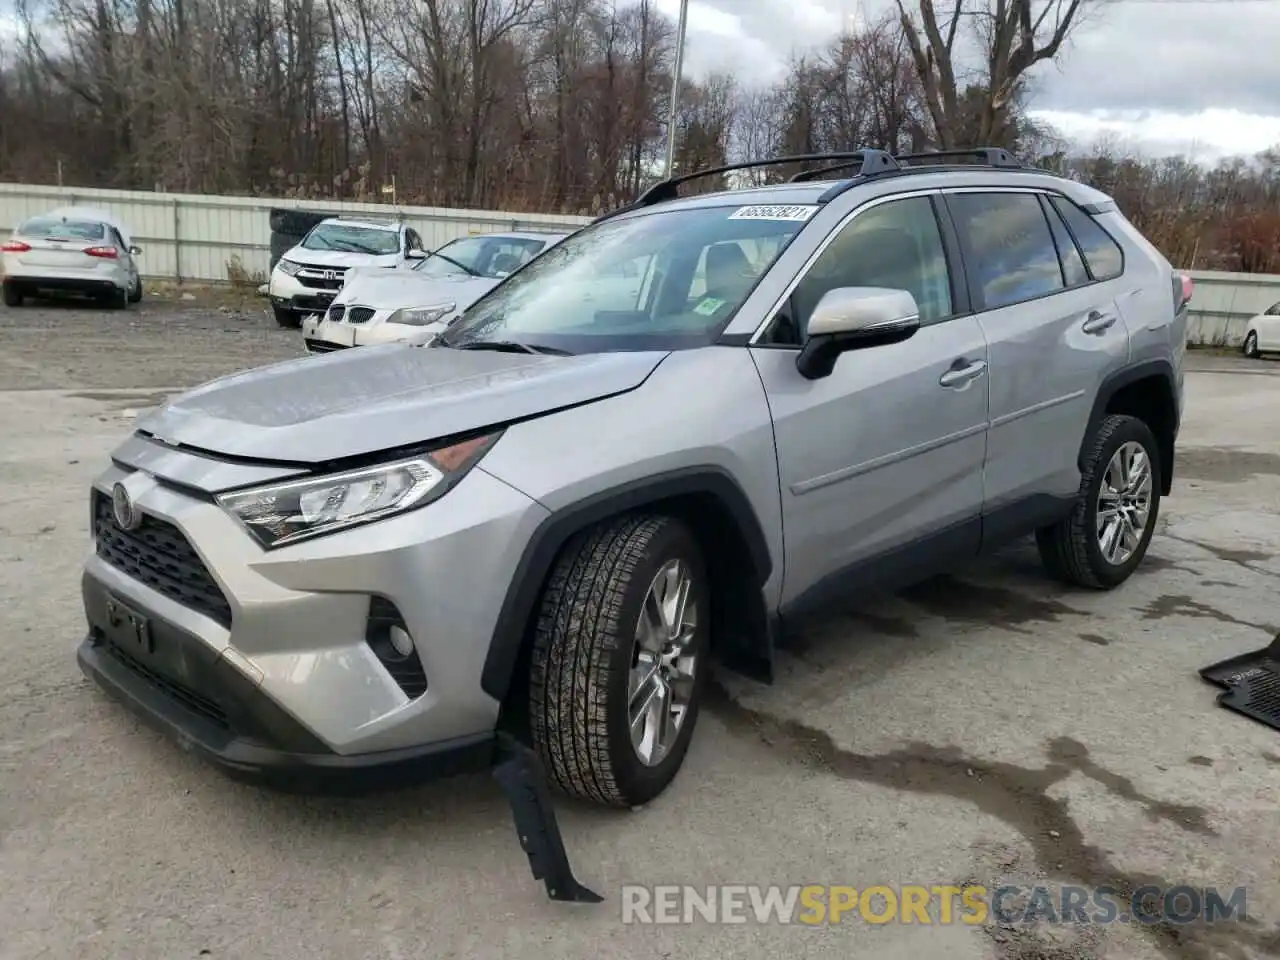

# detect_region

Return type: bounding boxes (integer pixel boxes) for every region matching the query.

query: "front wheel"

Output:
[1244,331,1261,358]
[272,304,302,329]
[528,514,710,807]
[1037,414,1161,589]
[128,276,143,303]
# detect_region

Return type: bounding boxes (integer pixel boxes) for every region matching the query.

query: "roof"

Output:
[24,205,134,243]
[318,217,402,231]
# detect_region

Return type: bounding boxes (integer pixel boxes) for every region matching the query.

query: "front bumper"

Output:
[80,447,551,777]
[77,626,495,793]
[268,270,340,315]
[302,312,447,352]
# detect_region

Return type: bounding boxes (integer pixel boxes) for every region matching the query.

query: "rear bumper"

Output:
[3,273,122,294]
[77,629,496,793]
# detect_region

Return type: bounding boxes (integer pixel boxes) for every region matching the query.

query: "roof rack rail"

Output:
[593,151,899,223]
[592,146,1024,222]
[893,147,1021,168]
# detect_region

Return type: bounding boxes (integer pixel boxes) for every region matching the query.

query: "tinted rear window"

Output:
[19,217,106,241]
[1048,197,1124,281]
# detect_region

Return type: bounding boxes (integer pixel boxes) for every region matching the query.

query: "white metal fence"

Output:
[0,182,593,283]
[1,182,1277,345]
[1185,270,1280,347]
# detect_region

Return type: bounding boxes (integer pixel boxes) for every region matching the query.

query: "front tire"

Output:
[1036,414,1161,589]
[272,304,302,329]
[1,282,21,307]
[128,276,143,303]
[528,514,710,808]
[1244,330,1261,358]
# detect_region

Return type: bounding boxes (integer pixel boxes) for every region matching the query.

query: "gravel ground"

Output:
[2,297,1280,960]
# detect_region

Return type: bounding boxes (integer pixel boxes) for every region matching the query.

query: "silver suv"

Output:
[78,149,1188,814]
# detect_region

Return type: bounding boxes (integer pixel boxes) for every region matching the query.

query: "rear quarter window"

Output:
[1048,196,1124,281]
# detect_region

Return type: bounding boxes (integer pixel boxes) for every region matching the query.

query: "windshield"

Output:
[302,223,401,255]
[439,205,811,353]
[414,235,549,279]
[19,217,106,241]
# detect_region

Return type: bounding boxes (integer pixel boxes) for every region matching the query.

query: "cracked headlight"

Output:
[216,433,500,548]
[388,303,456,326]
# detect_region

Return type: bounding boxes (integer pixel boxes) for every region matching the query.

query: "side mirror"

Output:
[129,245,142,256]
[795,287,921,381]
[406,248,427,260]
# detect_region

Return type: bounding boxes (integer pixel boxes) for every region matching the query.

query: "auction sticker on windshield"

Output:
[728,205,818,222]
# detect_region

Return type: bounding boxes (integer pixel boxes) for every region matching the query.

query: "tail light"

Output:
[84,245,119,259]
[1172,272,1193,311]
[1,240,31,253]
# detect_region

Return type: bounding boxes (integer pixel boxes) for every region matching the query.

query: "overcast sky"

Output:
[654,0,1280,161]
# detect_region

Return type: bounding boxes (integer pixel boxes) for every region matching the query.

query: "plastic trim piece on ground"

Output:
[1199,634,1280,732]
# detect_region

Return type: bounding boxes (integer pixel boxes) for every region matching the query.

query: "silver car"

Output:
[77,149,1187,815]
[2,206,143,308]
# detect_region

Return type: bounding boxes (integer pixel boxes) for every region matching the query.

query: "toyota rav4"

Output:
[78,148,1189,814]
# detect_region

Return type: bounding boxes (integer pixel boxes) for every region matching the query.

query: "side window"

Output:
[948,192,1064,310]
[1267,302,1280,317]
[1040,198,1090,287]
[1049,196,1124,281]
[790,196,952,337]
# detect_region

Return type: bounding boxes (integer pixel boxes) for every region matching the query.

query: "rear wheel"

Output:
[1244,330,1261,358]
[1,282,21,307]
[1037,414,1161,589]
[272,304,302,329]
[101,286,128,310]
[528,514,710,808]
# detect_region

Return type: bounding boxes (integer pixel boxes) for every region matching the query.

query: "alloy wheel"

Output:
[628,559,699,767]
[1096,440,1153,566]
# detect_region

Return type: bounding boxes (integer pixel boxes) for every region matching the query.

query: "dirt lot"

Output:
[2,296,1279,960]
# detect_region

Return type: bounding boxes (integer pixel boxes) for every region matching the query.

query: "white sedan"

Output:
[301,230,569,352]
[1243,300,1280,358]
[1,206,143,309]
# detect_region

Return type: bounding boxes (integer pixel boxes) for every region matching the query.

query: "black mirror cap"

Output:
[794,319,920,380]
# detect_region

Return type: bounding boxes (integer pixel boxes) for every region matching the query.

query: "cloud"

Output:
[656,0,1280,157]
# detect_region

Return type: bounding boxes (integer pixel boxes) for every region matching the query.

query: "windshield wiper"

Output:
[426,251,480,276]
[454,340,573,356]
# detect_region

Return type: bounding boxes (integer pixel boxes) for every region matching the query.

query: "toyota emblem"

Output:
[111,481,141,531]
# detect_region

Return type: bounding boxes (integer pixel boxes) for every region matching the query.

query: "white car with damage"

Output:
[302,230,571,353]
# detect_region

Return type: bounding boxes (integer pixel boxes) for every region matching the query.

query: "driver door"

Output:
[748,193,990,612]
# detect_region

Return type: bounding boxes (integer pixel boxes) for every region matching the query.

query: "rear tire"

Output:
[528,514,710,808]
[102,286,128,310]
[1,282,21,307]
[1244,330,1260,358]
[1036,414,1161,590]
[272,304,302,329]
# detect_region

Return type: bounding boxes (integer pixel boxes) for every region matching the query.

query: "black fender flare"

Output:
[480,466,775,702]
[1084,358,1180,493]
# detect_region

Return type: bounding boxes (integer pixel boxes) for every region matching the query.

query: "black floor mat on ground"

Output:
[1199,635,1280,732]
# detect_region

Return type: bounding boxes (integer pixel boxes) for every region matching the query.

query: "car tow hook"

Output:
[491,732,603,904]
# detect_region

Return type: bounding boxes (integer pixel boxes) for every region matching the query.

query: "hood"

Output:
[335,271,499,310]
[283,247,399,268]
[134,345,669,464]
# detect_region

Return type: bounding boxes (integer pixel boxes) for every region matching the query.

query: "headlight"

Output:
[388,303,456,326]
[216,433,500,548]
[277,259,302,277]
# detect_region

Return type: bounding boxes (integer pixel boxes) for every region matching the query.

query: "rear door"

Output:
[1260,303,1280,351]
[941,188,1130,539]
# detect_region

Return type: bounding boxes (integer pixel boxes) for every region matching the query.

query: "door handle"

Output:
[939,359,987,388]
[1082,310,1117,335]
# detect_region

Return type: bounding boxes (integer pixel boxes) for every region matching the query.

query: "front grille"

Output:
[105,641,230,729]
[347,307,375,324]
[92,490,233,628]
[305,338,348,353]
[327,303,346,322]
[298,275,345,291]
